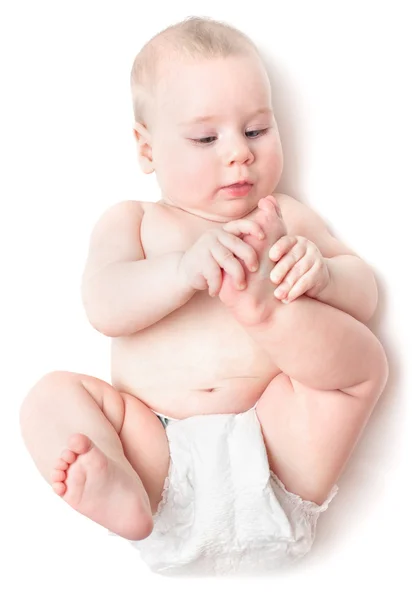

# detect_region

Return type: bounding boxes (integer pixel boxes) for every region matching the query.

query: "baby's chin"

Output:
[216,196,264,220]
[205,199,260,222]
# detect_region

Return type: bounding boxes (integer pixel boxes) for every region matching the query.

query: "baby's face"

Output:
[147,53,283,221]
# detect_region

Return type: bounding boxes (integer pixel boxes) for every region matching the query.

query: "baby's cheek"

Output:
[264,150,282,190]
[182,157,213,191]
[158,155,187,192]
[160,157,205,203]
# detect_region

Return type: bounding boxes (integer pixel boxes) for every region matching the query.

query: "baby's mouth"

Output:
[221,182,253,196]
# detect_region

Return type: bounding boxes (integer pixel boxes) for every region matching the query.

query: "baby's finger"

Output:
[205,257,223,297]
[269,236,298,261]
[273,254,312,294]
[222,219,265,241]
[210,242,246,290]
[218,231,259,273]
[281,270,312,303]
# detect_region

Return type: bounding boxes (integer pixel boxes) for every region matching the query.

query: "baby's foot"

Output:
[51,433,152,540]
[219,195,287,326]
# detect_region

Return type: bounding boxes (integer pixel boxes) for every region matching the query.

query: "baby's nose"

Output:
[223,138,253,165]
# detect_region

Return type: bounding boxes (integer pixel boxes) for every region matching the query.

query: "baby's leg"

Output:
[220,197,389,504]
[19,371,170,540]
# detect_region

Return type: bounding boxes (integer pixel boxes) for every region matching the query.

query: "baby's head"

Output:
[131,16,283,221]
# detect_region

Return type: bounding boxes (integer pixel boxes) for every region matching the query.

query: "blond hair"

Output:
[130,16,260,126]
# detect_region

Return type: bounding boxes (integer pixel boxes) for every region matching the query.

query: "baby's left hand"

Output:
[268,235,330,303]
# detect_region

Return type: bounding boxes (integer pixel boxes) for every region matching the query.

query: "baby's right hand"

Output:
[178,220,265,297]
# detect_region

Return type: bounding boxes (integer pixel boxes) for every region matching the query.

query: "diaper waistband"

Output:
[151,401,259,422]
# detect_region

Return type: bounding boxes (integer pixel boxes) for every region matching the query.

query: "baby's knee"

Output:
[350,338,389,400]
[20,370,74,412]
[371,338,389,394]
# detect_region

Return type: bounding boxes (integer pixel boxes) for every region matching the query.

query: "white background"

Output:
[1,1,415,598]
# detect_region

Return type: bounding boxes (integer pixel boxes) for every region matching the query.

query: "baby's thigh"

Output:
[256,372,380,505]
[118,392,170,515]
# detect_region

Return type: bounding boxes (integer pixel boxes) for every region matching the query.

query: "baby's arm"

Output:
[81,200,196,337]
[275,195,378,323]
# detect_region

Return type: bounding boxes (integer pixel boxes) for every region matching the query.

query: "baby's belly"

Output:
[110,297,280,419]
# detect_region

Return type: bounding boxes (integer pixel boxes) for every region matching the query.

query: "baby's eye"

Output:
[191,129,268,145]
[246,129,268,138]
[192,136,217,145]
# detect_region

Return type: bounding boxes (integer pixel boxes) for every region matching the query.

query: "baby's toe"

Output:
[52,482,66,496]
[258,195,281,217]
[55,457,69,470]
[67,433,93,456]
[61,449,77,464]
[51,468,66,482]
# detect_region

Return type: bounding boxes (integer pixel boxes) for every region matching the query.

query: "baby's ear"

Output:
[132,122,154,174]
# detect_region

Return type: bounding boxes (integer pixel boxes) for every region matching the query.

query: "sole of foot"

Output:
[51,433,153,541]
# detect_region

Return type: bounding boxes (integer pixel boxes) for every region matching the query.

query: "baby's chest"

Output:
[139,198,308,259]
[140,205,213,257]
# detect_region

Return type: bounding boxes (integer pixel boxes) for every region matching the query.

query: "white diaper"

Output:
[116,407,338,577]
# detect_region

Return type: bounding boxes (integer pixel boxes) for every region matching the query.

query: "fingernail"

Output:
[249,264,258,272]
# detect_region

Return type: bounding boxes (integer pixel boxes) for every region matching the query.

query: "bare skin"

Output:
[45,193,386,535]
[50,433,153,541]
[20,52,388,538]
[20,192,388,538]
[47,196,284,536]
[219,195,286,324]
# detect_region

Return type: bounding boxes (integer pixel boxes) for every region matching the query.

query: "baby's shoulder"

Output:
[274,193,358,257]
[125,199,155,215]
[106,199,164,221]
[135,199,171,220]
[272,193,308,234]
[89,199,155,238]
[273,193,325,237]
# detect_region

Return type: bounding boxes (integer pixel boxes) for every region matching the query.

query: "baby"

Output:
[20,17,389,576]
